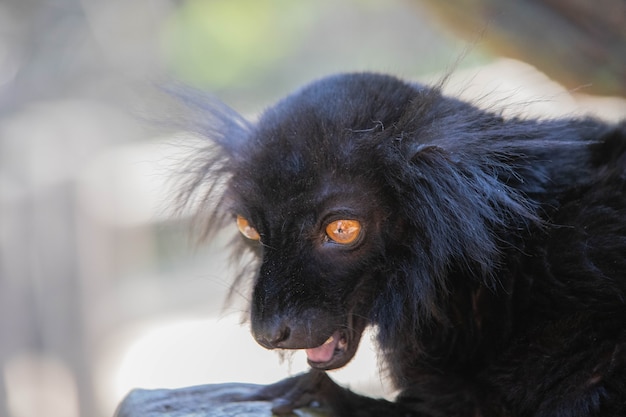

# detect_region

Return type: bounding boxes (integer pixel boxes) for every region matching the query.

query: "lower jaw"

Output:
[308,356,350,371]
[306,343,359,370]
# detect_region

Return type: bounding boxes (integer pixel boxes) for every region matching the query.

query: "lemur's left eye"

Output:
[325,219,361,245]
[236,216,260,241]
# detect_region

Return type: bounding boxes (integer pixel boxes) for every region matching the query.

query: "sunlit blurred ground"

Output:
[98,317,391,406]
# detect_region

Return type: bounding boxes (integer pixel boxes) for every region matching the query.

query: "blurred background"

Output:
[0,1,624,416]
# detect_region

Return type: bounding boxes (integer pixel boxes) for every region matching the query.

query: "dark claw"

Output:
[235,370,335,415]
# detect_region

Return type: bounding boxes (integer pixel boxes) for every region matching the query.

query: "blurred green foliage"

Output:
[162,0,314,89]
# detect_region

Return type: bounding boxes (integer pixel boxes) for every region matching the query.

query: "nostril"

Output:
[268,324,290,347]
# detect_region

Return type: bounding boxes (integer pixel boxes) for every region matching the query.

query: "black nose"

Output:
[253,320,291,349]
[251,309,341,351]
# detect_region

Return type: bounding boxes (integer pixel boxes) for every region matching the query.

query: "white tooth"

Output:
[338,339,347,349]
[323,336,334,345]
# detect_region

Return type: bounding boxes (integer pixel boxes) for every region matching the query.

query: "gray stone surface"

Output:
[114,383,329,417]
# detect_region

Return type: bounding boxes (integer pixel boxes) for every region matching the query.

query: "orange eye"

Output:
[325,219,362,245]
[236,216,260,241]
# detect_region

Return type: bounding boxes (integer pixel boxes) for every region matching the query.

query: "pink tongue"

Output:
[305,332,340,363]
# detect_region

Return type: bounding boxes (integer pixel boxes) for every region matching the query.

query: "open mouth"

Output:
[303,317,367,370]
[305,330,347,367]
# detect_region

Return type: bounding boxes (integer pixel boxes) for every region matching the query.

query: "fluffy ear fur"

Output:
[159,83,250,236]
[149,83,262,305]
[372,144,531,334]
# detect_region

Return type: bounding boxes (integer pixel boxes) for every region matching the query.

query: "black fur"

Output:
[178,72,626,416]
